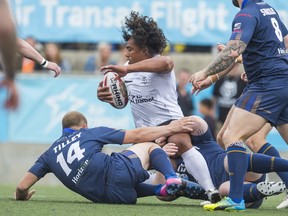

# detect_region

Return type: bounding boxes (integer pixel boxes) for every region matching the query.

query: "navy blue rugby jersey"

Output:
[28,127,125,202]
[230,0,288,86]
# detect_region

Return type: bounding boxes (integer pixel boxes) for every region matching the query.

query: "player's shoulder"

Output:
[235,0,262,18]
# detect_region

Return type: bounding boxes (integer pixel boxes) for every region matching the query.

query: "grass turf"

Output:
[0,184,287,216]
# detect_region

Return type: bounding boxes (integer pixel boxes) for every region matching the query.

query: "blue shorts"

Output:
[105,150,149,204]
[235,84,288,126]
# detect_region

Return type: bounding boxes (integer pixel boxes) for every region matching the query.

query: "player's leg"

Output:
[219,180,284,208]
[217,105,236,148]
[167,116,220,202]
[245,123,272,152]
[204,107,266,211]
[276,124,288,144]
[127,142,183,196]
[275,123,288,209]
[248,123,288,194]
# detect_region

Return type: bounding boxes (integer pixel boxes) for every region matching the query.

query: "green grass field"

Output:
[0,184,287,216]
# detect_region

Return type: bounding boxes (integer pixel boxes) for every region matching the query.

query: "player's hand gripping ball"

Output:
[103,72,128,109]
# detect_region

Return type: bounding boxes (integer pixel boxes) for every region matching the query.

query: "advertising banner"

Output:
[10,0,288,45]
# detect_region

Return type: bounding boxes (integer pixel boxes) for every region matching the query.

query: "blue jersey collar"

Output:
[63,128,77,133]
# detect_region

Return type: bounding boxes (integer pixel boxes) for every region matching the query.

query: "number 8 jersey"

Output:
[230,0,288,87]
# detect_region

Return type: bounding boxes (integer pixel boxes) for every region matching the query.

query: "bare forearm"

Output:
[126,56,174,73]
[17,38,43,64]
[132,126,174,143]
[0,0,16,80]
[208,64,236,83]
[15,172,38,200]
[205,40,246,76]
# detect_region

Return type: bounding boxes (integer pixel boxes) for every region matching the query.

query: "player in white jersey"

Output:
[124,68,183,127]
[97,11,220,203]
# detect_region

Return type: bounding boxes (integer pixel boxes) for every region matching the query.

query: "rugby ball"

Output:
[103,72,128,109]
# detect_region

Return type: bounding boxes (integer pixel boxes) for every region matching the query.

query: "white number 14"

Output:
[56,141,85,176]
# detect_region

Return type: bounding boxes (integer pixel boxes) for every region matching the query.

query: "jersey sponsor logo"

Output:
[71,159,90,185]
[129,95,155,104]
[142,77,147,84]
[176,162,187,173]
[278,48,288,55]
[260,8,276,16]
[233,23,241,31]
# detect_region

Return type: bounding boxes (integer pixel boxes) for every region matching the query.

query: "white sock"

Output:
[181,147,215,191]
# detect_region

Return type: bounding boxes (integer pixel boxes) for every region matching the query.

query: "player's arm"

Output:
[204,39,246,77]
[17,38,61,78]
[100,56,174,77]
[0,0,16,80]
[126,55,174,74]
[0,0,18,110]
[122,117,194,144]
[15,172,38,200]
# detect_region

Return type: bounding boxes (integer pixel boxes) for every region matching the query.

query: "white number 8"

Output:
[271,17,283,42]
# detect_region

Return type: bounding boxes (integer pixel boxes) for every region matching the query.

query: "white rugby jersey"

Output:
[124,69,184,127]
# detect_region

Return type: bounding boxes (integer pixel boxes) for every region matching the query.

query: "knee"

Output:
[219,182,230,197]
[216,131,223,145]
[168,133,191,154]
[168,133,190,146]
[222,130,245,147]
[147,142,161,154]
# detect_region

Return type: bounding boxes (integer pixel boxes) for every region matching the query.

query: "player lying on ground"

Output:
[153,116,288,209]
[14,111,203,204]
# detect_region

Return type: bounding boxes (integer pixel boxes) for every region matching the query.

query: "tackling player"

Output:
[15,111,203,203]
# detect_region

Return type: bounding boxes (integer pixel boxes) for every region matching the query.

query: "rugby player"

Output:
[97,11,220,202]
[189,0,288,211]
[15,111,203,203]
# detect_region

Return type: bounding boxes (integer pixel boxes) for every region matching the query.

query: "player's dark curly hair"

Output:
[121,11,167,55]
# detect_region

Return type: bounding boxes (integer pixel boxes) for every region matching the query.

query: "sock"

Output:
[227,142,247,203]
[150,148,177,179]
[243,183,264,203]
[258,142,288,185]
[135,183,163,197]
[248,153,288,183]
[181,147,215,191]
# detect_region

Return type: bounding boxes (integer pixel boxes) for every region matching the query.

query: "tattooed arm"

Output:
[189,40,247,90]
[205,40,246,76]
